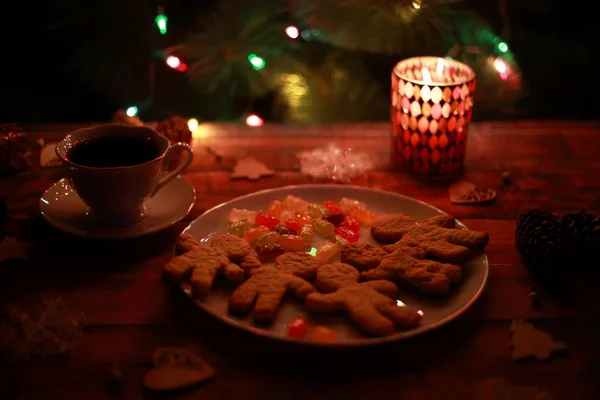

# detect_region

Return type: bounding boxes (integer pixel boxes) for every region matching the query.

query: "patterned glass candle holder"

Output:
[391,57,476,179]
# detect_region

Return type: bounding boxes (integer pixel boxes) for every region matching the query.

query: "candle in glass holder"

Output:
[391,56,476,179]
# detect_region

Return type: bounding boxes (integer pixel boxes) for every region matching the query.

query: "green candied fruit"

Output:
[255,231,281,246]
[313,218,335,238]
[300,225,313,244]
[307,203,330,219]
[227,219,253,237]
[331,235,349,247]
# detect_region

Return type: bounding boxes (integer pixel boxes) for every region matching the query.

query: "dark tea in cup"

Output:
[68,136,161,168]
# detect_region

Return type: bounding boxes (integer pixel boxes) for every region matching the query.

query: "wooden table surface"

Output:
[1,121,600,400]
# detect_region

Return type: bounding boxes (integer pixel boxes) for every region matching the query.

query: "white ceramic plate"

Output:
[39,176,195,240]
[180,184,488,346]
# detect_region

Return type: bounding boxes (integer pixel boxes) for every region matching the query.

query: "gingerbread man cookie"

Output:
[177,233,201,253]
[340,243,388,271]
[370,213,417,243]
[306,263,421,336]
[400,224,489,263]
[238,255,263,275]
[210,234,251,262]
[371,213,456,243]
[164,245,245,294]
[274,252,322,280]
[314,262,360,293]
[361,247,461,296]
[229,267,315,321]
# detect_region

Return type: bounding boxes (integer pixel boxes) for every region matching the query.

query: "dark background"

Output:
[1,0,597,124]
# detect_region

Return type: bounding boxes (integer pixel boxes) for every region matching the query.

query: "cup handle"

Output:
[152,142,193,196]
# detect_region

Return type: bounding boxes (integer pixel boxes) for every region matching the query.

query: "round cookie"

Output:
[314,262,360,293]
[210,234,251,262]
[274,252,322,280]
[371,213,417,243]
[340,243,388,271]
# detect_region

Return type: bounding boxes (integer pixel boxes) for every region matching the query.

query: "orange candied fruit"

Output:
[278,234,308,252]
[310,326,337,342]
[243,225,270,245]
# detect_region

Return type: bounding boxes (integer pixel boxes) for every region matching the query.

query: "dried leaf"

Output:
[449,181,496,205]
[449,180,475,201]
[40,143,62,168]
[0,236,34,263]
[144,347,215,391]
[231,157,274,180]
[510,319,567,361]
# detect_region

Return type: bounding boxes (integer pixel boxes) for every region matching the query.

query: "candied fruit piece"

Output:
[273,225,295,235]
[307,203,330,219]
[255,211,279,229]
[300,225,313,244]
[227,219,253,237]
[282,195,309,213]
[278,234,308,252]
[313,219,335,238]
[325,212,345,227]
[334,226,359,243]
[279,209,296,224]
[323,200,343,215]
[348,207,377,227]
[294,211,312,226]
[229,208,258,223]
[243,225,271,245]
[342,215,360,233]
[331,235,349,247]
[284,218,303,233]
[310,326,337,342]
[255,231,281,246]
[315,241,341,262]
[256,243,284,262]
[267,200,283,218]
[339,197,366,214]
[286,317,308,339]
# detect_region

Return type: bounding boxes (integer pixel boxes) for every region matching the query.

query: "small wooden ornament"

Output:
[449,181,496,205]
[144,347,215,391]
[0,236,34,263]
[40,143,62,168]
[231,157,274,180]
[510,319,567,361]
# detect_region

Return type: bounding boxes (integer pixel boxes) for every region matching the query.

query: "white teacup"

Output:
[55,124,193,227]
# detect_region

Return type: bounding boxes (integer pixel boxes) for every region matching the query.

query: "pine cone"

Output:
[561,209,600,261]
[155,117,192,144]
[515,208,555,246]
[515,209,566,279]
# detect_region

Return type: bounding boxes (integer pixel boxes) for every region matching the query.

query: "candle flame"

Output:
[422,68,432,85]
[436,59,445,75]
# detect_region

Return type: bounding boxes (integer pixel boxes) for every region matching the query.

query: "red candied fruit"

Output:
[284,218,303,234]
[286,317,308,339]
[343,215,360,233]
[255,212,280,230]
[334,226,359,243]
[323,200,343,216]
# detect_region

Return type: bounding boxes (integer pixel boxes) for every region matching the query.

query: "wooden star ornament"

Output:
[510,319,567,361]
[231,157,274,180]
[0,236,34,263]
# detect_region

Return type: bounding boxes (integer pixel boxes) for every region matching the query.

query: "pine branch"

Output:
[177,0,300,99]
[293,0,467,55]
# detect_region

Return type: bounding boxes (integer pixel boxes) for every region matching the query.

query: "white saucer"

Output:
[39,176,196,240]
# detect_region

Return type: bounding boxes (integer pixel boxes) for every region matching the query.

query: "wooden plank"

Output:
[2,321,597,400]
